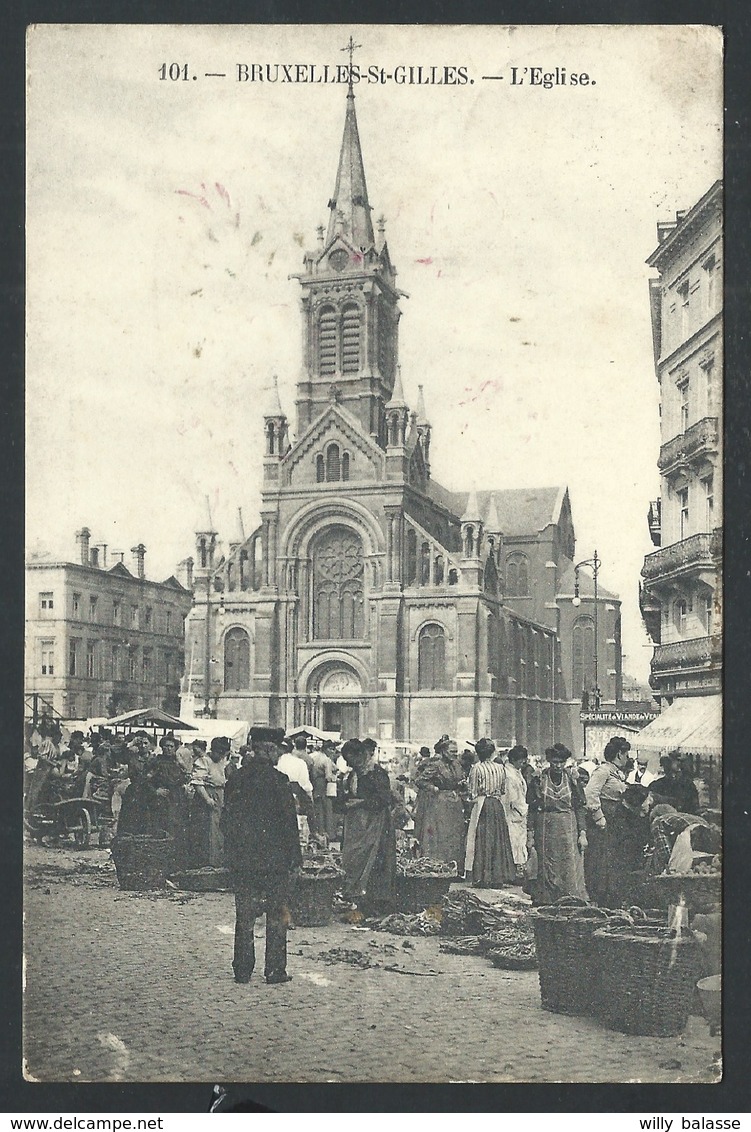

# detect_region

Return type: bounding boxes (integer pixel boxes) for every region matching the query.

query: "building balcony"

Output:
[647,499,661,547]
[642,528,722,585]
[651,634,722,676]
[639,581,661,644]
[658,417,719,475]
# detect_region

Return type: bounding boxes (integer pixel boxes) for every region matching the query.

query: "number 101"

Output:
[159,63,190,80]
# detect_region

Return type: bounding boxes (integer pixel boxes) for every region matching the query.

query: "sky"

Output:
[26,24,723,682]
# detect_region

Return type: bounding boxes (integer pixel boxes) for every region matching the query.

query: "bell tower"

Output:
[293,85,404,446]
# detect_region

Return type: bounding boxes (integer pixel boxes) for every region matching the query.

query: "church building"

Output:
[183,87,622,750]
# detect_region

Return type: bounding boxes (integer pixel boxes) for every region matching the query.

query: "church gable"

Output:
[283,403,385,488]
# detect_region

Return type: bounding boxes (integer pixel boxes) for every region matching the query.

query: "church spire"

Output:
[326,89,375,250]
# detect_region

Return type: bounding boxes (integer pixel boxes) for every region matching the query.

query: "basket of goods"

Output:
[590,922,704,1036]
[110,835,177,890]
[641,857,722,914]
[527,897,634,1016]
[486,939,538,970]
[394,857,457,914]
[170,867,232,891]
[291,862,345,927]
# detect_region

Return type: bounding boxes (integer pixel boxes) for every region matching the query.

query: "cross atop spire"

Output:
[341,35,362,93]
[326,81,375,249]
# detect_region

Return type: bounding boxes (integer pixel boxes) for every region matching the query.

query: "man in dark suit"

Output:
[221,726,302,985]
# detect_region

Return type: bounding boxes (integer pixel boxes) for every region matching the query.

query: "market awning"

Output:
[103,707,198,731]
[635,695,721,770]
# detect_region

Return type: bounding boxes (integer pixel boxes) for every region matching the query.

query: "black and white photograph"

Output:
[24,23,723,1085]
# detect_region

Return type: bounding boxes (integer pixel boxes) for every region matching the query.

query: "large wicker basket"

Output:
[591,923,703,1036]
[394,873,454,914]
[640,872,721,914]
[111,835,177,890]
[527,900,615,1015]
[291,867,344,927]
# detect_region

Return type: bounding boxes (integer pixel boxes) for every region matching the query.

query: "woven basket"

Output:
[640,872,721,914]
[111,835,177,890]
[394,873,454,914]
[591,923,703,1036]
[527,900,616,1015]
[291,868,344,927]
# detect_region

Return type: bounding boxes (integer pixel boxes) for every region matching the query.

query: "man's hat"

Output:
[250,725,285,746]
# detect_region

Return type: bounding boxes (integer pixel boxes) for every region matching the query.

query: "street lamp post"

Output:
[572,549,601,710]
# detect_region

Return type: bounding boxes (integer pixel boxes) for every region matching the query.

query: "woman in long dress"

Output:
[413,736,466,869]
[527,745,588,905]
[340,739,396,913]
[190,736,229,867]
[463,739,516,887]
[502,745,529,878]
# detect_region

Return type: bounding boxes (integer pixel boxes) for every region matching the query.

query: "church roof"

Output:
[326,90,375,250]
[557,560,619,603]
[427,482,567,536]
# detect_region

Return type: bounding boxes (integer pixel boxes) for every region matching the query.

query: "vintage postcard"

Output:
[25,24,723,1084]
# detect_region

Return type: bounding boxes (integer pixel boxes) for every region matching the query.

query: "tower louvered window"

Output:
[319,306,337,376]
[341,303,361,374]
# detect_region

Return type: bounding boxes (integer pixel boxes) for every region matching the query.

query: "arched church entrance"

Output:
[309,664,363,739]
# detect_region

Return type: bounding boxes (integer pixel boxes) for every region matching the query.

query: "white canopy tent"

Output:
[635,695,721,774]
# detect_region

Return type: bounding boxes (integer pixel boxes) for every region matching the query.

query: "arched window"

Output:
[312,526,365,640]
[224,627,250,691]
[252,536,262,591]
[420,542,431,585]
[341,303,361,374]
[226,562,234,592]
[199,538,207,569]
[418,624,447,690]
[487,614,499,676]
[266,421,276,455]
[506,554,530,596]
[464,526,475,557]
[433,555,444,586]
[572,615,595,697]
[406,528,417,584]
[318,306,337,376]
[674,599,688,634]
[484,553,498,595]
[326,444,341,482]
[239,550,249,591]
[342,452,350,481]
[316,454,325,483]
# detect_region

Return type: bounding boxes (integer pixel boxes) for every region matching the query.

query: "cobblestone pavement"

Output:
[23,844,721,1085]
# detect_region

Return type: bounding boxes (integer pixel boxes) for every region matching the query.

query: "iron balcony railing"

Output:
[658,416,719,473]
[642,529,722,582]
[651,634,722,673]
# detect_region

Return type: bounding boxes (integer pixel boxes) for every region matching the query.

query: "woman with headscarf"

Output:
[527,744,588,905]
[190,736,230,867]
[584,735,632,906]
[413,735,466,869]
[502,746,530,877]
[339,739,396,913]
[647,804,721,876]
[463,738,516,888]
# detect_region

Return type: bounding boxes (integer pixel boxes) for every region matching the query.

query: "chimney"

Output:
[90,547,99,568]
[131,544,146,579]
[112,550,125,565]
[76,527,91,566]
[93,543,108,568]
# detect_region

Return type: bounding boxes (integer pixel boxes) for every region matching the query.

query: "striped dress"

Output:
[464,760,517,887]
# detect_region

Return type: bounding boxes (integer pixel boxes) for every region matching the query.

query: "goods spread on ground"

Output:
[396,853,458,877]
[364,910,442,936]
[438,888,537,969]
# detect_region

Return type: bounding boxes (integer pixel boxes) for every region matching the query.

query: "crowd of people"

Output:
[25,718,720,986]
